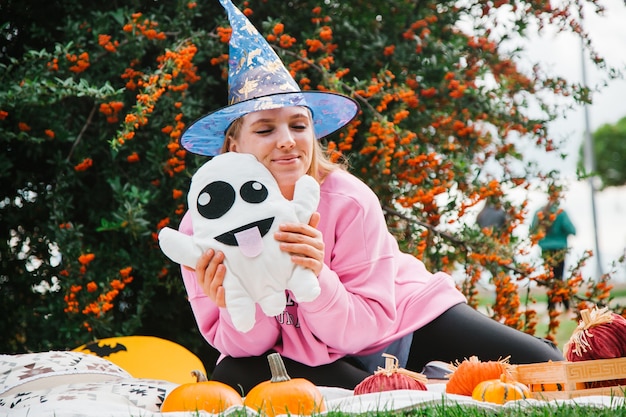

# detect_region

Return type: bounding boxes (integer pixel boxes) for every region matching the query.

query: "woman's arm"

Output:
[294,174,403,353]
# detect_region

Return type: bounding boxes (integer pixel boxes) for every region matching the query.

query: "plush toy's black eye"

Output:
[197,181,235,219]
[240,180,268,204]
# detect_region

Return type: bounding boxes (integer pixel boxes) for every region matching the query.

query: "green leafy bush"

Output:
[1,0,622,370]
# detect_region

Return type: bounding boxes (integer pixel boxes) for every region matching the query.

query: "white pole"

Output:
[580,35,603,279]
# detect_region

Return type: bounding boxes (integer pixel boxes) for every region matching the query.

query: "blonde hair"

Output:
[222,108,345,182]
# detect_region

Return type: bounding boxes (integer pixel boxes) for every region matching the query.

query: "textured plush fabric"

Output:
[159,152,321,332]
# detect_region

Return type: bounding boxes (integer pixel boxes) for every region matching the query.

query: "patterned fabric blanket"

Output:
[1,352,624,416]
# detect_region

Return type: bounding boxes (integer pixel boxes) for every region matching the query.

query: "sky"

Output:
[513,0,626,281]
[522,0,626,176]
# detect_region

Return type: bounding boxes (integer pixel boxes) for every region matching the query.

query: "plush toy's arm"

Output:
[292,175,321,222]
[158,227,202,269]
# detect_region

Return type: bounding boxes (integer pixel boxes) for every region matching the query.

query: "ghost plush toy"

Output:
[158,152,321,333]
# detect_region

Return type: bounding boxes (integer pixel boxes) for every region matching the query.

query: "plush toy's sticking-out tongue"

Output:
[234,227,263,257]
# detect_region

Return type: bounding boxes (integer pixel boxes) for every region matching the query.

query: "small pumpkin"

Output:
[161,370,243,413]
[354,353,427,395]
[472,373,531,404]
[244,353,326,417]
[445,355,512,396]
[563,307,626,388]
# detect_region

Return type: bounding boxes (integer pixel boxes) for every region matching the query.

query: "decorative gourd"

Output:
[445,356,512,396]
[354,353,427,395]
[161,370,243,413]
[472,373,531,404]
[563,307,626,388]
[244,353,326,417]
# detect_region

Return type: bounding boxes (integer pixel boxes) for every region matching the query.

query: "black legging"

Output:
[405,302,563,371]
[211,352,370,395]
[211,303,563,394]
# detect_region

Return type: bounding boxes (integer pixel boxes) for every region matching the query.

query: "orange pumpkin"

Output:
[244,353,326,417]
[472,373,531,404]
[161,370,243,413]
[445,356,512,396]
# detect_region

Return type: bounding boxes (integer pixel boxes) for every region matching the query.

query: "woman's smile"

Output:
[228,106,314,199]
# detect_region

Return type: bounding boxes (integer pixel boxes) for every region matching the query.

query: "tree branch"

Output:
[66,103,97,162]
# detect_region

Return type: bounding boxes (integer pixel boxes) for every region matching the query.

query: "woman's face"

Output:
[229,106,315,199]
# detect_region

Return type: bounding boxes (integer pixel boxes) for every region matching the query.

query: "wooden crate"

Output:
[511,357,626,400]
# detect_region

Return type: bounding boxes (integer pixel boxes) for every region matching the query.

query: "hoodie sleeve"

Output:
[178,212,280,357]
[295,173,404,353]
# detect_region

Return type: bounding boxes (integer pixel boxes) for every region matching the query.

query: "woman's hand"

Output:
[274,212,325,276]
[192,249,227,308]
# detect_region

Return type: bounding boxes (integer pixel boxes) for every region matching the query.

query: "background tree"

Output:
[1,0,622,370]
[579,115,626,188]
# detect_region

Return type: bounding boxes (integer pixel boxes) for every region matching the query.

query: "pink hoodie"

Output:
[179,169,466,366]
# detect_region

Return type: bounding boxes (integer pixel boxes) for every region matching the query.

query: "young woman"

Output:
[178,106,562,394]
[175,0,563,394]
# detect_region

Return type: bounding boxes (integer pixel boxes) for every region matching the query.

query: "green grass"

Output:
[400,403,626,416]
[534,314,578,349]
[334,403,626,416]
[324,399,626,416]
[214,402,626,417]
[611,286,626,299]
[475,297,575,349]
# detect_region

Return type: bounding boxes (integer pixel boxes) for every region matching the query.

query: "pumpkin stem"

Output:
[191,369,208,382]
[380,353,399,376]
[267,353,291,383]
[375,353,428,383]
[566,307,614,357]
[580,309,591,326]
[580,307,612,329]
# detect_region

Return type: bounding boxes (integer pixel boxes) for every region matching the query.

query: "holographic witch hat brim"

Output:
[180,0,360,156]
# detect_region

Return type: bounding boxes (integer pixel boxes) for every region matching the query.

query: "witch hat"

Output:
[180,0,359,156]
